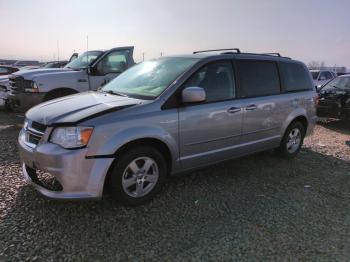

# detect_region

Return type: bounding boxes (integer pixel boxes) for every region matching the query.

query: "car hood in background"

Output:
[26,91,145,125]
[12,68,76,80]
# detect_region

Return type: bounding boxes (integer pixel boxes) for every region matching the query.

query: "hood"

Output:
[26,91,145,125]
[13,68,74,80]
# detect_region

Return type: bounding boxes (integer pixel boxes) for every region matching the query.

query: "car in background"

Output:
[0,66,19,76]
[41,61,68,68]
[310,69,337,91]
[13,60,41,67]
[18,49,317,205]
[317,75,350,120]
[41,53,79,69]
[7,47,134,111]
[336,72,349,77]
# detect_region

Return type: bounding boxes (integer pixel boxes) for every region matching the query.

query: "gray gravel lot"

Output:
[0,111,349,261]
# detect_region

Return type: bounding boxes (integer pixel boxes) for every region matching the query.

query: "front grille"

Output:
[27,131,42,144]
[26,165,63,191]
[9,75,32,93]
[32,121,46,133]
[24,119,47,147]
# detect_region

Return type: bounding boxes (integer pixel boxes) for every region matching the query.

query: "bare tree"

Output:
[308,61,325,70]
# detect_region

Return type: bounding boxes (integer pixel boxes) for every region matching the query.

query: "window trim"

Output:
[235,59,282,99]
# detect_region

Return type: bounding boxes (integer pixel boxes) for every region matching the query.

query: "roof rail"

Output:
[262,53,281,57]
[193,48,241,54]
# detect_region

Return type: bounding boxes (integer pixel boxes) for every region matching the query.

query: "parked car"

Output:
[310,69,337,91]
[7,47,134,111]
[18,49,317,205]
[0,66,19,76]
[41,53,79,69]
[317,75,350,119]
[13,60,41,67]
[41,61,68,68]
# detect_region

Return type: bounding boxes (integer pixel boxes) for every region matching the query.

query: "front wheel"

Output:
[277,121,305,158]
[109,146,167,206]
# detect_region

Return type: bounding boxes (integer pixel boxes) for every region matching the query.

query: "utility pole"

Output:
[86,35,89,61]
[57,40,60,62]
[160,52,163,57]
[142,52,145,61]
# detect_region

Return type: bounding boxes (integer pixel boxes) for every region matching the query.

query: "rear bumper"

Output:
[18,129,114,200]
[7,92,45,112]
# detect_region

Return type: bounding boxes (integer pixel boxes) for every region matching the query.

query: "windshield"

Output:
[101,57,199,99]
[321,76,350,91]
[65,51,102,70]
[311,71,319,80]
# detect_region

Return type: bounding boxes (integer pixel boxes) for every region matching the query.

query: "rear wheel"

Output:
[109,146,167,206]
[277,121,305,158]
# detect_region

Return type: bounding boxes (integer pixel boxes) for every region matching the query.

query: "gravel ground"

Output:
[0,111,349,261]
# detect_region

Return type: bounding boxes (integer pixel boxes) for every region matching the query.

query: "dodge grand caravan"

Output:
[18,49,317,205]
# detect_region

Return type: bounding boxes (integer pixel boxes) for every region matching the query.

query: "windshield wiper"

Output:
[103,90,128,97]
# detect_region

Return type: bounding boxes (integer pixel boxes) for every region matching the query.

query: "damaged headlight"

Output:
[50,126,93,149]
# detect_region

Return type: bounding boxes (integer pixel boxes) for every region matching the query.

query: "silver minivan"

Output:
[18,49,317,205]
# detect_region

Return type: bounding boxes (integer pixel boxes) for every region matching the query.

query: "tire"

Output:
[4,100,13,112]
[277,121,305,159]
[44,89,76,102]
[109,146,168,206]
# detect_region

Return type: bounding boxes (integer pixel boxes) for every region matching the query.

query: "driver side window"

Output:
[96,50,129,75]
[184,61,235,102]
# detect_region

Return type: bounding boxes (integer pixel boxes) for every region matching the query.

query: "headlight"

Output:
[25,81,39,93]
[50,126,93,149]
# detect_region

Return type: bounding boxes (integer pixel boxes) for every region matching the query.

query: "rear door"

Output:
[88,47,135,90]
[235,60,282,151]
[178,60,245,169]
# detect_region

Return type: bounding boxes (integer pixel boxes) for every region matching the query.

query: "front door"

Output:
[88,47,134,90]
[178,61,244,169]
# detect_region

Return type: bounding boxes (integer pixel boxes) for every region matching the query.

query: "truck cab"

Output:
[7,46,135,111]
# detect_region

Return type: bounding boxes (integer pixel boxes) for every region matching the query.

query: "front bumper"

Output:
[7,92,45,112]
[18,129,114,200]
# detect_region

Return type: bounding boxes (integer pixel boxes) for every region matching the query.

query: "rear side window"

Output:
[280,62,312,92]
[237,60,280,98]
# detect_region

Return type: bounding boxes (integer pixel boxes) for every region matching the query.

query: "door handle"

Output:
[227,107,241,114]
[245,104,257,111]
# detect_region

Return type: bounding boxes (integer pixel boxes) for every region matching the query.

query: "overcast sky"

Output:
[0,0,349,68]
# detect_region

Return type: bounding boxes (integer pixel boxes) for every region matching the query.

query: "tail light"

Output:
[314,94,320,105]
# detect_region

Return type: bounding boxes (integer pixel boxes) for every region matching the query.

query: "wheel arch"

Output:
[102,137,173,194]
[43,87,79,101]
[282,108,309,137]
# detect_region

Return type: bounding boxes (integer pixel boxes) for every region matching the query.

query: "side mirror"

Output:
[182,87,206,104]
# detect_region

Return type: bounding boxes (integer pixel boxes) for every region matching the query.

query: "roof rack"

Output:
[193,48,241,54]
[260,53,291,59]
[262,53,281,57]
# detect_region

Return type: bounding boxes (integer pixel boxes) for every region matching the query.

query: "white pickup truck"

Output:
[7,46,135,111]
